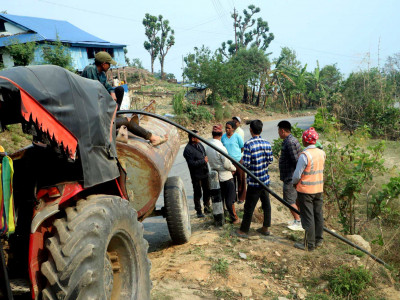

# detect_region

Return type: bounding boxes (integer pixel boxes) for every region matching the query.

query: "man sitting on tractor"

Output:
[82,51,167,146]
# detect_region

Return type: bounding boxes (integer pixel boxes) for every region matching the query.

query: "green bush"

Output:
[313,107,338,132]
[223,106,232,119]
[5,39,36,66]
[324,128,386,234]
[172,91,185,115]
[369,174,400,223]
[41,36,73,71]
[327,266,372,298]
[214,106,223,121]
[184,103,213,122]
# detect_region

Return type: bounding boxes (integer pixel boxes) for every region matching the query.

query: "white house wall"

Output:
[3,43,126,71]
[4,22,26,35]
[2,53,14,68]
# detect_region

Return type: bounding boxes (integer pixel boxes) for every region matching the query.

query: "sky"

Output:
[1,0,399,79]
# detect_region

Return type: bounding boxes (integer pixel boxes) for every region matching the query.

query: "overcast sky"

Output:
[1,0,399,79]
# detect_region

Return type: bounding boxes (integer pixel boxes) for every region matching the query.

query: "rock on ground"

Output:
[346,235,371,252]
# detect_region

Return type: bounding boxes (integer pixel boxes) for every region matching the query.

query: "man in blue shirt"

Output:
[221,121,246,204]
[236,120,273,237]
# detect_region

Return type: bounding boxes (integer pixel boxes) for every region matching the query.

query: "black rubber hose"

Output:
[117,110,387,266]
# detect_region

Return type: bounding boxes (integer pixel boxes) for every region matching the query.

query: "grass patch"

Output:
[151,291,174,300]
[211,258,229,277]
[236,210,244,219]
[216,224,239,245]
[346,248,366,258]
[263,289,277,298]
[214,288,240,299]
[185,246,205,259]
[287,232,302,242]
[305,293,330,300]
[11,133,22,144]
[325,266,372,298]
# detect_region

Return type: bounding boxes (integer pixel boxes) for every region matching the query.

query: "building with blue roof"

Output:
[0,13,126,71]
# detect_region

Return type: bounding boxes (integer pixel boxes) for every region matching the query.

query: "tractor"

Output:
[0,65,190,299]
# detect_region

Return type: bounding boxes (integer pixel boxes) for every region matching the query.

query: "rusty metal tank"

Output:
[116,102,180,220]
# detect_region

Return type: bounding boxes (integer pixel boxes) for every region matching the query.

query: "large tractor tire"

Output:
[164,176,191,245]
[40,195,151,300]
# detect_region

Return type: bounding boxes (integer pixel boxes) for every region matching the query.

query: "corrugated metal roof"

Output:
[182,83,207,89]
[0,13,125,47]
[0,33,43,47]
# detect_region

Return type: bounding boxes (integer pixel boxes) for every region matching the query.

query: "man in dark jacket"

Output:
[82,51,167,146]
[183,130,211,218]
[278,120,303,231]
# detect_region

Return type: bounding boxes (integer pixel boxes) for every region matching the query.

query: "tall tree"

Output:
[219,4,274,58]
[156,15,175,80]
[143,13,160,74]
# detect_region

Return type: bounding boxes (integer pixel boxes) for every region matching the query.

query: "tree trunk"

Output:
[242,86,248,103]
[160,57,165,80]
[251,86,255,104]
[151,56,155,74]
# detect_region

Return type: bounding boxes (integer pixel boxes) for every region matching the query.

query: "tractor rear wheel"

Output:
[41,195,151,300]
[164,176,191,245]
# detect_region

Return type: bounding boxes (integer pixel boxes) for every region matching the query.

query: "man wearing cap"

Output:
[82,51,167,146]
[82,51,120,103]
[205,124,239,223]
[183,130,211,218]
[232,116,244,142]
[292,127,326,251]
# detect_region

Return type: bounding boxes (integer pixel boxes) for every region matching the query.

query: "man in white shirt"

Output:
[206,124,239,223]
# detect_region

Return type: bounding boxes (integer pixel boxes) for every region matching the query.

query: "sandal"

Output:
[256,228,271,236]
[234,230,248,239]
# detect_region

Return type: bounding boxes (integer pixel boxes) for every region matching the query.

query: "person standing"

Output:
[183,130,211,218]
[232,116,244,142]
[205,125,239,223]
[277,121,303,231]
[222,121,246,204]
[236,120,273,237]
[292,127,326,251]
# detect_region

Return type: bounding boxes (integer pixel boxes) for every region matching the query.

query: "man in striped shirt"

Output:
[236,120,273,237]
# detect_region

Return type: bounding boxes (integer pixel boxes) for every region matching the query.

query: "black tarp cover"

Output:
[0,65,119,188]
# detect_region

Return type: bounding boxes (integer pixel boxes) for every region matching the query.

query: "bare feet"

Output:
[150,134,169,146]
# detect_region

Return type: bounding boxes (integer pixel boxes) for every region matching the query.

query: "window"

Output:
[87,47,95,59]
[87,47,115,59]
[0,20,6,32]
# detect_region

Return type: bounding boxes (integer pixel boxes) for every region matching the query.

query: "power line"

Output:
[37,0,230,36]
[37,0,142,23]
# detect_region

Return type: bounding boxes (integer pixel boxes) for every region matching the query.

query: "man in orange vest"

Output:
[292,127,326,251]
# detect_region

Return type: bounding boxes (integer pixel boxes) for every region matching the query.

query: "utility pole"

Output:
[181,55,185,84]
[233,7,238,55]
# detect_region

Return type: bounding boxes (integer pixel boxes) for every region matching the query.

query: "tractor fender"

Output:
[30,182,84,234]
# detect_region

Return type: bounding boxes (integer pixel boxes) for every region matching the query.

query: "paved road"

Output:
[143,115,314,252]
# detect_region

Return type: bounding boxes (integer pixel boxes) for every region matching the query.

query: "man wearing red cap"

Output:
[292,127,326,251]
[205,124,239,223]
